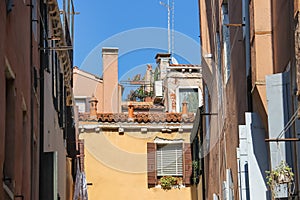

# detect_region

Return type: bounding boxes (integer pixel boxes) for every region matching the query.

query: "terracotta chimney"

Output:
[182,101,188,115]
[128,103,134,122]
[89,95,98,119]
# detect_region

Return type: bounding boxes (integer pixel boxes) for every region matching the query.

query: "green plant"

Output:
[266,161,294,196]
[159,176,180,190]
[192,160,200,184]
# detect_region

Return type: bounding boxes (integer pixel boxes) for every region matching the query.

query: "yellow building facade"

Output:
[79,111,199,200]
[74,51,203,199]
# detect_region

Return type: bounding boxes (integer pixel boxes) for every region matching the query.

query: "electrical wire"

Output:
[276,106,300,139]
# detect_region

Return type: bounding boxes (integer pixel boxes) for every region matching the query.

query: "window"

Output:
[222,3,231,83]
[75,99,86,113]
[59,73,65,128]
[157,143,183,176]
[39,152,58,200]
[216,32,224,117]
[4,70,16,194]
[75,97,90,113]
[32,0,38,41]
[51,40,59,111]
[147,142,192,187]
[204,85,211,153]
[5,0,13,13]
[177,87,201,113]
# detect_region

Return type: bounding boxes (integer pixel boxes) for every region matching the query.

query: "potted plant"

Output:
[266,161,294,198]
[159,176,181,190]
[192,160,200,184]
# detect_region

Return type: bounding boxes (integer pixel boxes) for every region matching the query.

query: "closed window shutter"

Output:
[157,143,183,176]
[147,143,157,185]
[183,143,192,185]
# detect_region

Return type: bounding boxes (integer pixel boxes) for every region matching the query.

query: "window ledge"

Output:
[155,184,186,189]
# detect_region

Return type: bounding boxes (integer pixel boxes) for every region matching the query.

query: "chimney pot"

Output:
[128,104,134,122]
[182,101,188,115]
[89,95,98,119]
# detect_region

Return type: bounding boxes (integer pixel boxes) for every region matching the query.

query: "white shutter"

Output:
[227,169,234,200]
[222,181,228,200]
[222,169,234,200]
[222,4,231,83]
[157,143,183,176]
[266,72,292,168]
[213,193,219,200]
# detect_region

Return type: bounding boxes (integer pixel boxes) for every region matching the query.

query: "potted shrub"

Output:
[266,161,294,198]
[192,160,200,184]
[159,176,181,190]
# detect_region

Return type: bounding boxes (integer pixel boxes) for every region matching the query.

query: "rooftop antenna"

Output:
[159,0,175,56]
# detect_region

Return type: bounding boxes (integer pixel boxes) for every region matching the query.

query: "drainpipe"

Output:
[29,0,34,199]
[38,0,46,199]
[243,0,252,111]
[200,107,205,200]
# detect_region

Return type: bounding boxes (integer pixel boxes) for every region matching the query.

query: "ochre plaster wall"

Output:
[80,130,197,200]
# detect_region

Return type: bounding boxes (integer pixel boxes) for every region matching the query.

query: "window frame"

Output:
[5,0,14,13]
[156,143,183,177]
[147,142,192,187]
[222,3,231,84]
[176,86,202,113]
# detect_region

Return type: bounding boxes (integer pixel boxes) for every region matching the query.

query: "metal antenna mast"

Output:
[171,0,174,55]
[160,0,174,55]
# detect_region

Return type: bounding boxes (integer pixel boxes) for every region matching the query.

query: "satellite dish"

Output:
[171,56,178,64]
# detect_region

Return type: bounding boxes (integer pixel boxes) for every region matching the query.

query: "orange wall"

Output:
[80,129,199,200]
[272,0,292,73]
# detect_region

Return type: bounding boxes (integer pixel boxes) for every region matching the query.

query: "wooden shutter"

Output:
[147,143,157,186]
[183,143,192,185]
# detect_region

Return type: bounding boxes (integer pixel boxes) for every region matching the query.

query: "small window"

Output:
[5,0,14,13]
[147,143,192,187]
[156,143,183,176]
[178,88,200,113]
[51,41,59,111]
[222,3,231,83]
[75,99,87,113]
[4,77,15,192]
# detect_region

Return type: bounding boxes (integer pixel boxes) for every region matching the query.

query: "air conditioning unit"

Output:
[154,81,163,97]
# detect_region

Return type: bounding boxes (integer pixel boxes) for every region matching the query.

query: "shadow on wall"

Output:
[190,184,202,200]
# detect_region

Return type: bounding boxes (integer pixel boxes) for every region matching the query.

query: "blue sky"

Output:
[73,0,200,79]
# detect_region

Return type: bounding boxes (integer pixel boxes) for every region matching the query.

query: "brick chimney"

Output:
[102,47,119,113]
[155,53,171,80]
[89,95,98,119]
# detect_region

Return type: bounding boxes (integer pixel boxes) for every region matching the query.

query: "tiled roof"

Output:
[121,104,164,111]
[78,112,195,123]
